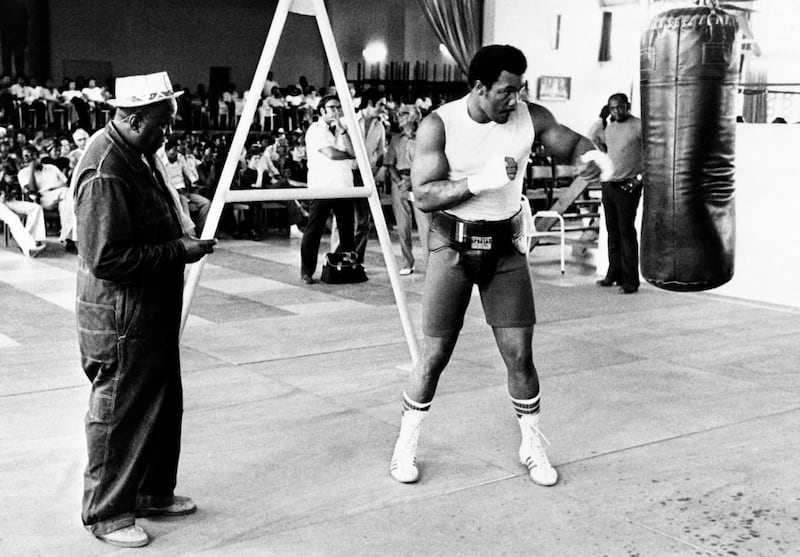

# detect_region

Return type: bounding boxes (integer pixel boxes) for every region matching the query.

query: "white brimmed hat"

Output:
[108,71,183,108]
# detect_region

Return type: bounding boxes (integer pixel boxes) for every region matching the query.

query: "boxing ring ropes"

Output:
[179,0,420,365]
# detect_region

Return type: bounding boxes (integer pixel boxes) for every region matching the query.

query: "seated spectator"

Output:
[9,75,26,102]
[289,132,307,179]
[266,128,289,163]
[22,77,47,127]
[41,140,70,175]
[266,86,287,129]
[9,129,28,158]
[41,78,63,128]
[271,164,308,239]
[17,144,75,252]
[0,160,46,257]
[231,144,268,239]
[60,79,91,130]
[195,144,219,198]
[285,85,305,128]
[0,75,17,126]
[221,83,240,128]
[303,86,320,123]
[0,137,15,167]
[262,71,279,99]
[158,138,211,234]
[81,77,111,128]
[81,77,108,108]
[68,128,89,171]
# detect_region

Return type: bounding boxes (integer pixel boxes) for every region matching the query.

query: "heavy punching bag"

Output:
[640,2,738,291]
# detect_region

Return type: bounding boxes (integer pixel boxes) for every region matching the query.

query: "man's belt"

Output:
[397,169,411,176]
[602,180,629,186]
[432,210,520,251]
[602,175,642,193]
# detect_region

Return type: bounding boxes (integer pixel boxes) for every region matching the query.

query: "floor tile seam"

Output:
[559,405,800,469]
[203,474,527,547]
[184,380,310,416]
[228,339,417,368]
[651,352,800,388]
[0,383,85,400]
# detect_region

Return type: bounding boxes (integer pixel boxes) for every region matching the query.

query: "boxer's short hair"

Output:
[468,45,527,89]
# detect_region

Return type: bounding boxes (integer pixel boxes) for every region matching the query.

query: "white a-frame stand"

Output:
[180,0,420,364]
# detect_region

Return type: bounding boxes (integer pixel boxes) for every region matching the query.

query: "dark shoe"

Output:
[63,239,78,254]
[596,277,617,287]
[618,285,638,294]
[27,243,46,258]
[301,274,315,284]
[135,494,197,518]
[95,524,149,548]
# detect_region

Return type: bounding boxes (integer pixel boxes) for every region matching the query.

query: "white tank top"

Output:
[436,95,534,221]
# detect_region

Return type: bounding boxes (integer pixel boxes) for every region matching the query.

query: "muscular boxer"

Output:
[389,45,607,486]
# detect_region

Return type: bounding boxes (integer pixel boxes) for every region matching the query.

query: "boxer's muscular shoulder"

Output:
[526,102,557,134]
[417,112,446,151]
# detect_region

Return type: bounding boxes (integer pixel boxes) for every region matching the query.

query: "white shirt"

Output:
[18,164,68,192]
[435,95,534,221]
[305,119,353,190]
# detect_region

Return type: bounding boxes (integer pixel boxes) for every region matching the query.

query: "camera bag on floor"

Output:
[320,251,367,284]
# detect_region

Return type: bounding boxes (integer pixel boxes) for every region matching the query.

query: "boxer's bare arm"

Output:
[410,113,472,212]
[528,103,599,178]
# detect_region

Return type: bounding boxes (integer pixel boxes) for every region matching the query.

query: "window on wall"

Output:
[598,11,613,62]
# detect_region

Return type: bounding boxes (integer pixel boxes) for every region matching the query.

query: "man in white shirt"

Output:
[300,95,356,284]
[1,160,46,257]
[159,138,211,234]
[17,145,75,251]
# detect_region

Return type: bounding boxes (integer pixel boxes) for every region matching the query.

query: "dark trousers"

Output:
[352,170,371,263]
[601,182,642,288]
[81,333,183,536]
[353,197,371,263]
[301,198,354,277]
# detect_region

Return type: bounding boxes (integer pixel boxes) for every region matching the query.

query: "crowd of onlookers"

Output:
[0,69,451,258]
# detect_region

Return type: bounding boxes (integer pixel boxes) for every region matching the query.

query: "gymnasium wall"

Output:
[48,0,443,93]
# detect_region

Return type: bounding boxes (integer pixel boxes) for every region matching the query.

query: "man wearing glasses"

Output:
[300,95,356,284]
[385,104,428,275]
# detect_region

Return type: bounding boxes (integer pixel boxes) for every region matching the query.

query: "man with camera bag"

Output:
[300,94,356,284]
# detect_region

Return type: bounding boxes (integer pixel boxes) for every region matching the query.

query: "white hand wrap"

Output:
[580,150,615,181]
[466,156,512,195]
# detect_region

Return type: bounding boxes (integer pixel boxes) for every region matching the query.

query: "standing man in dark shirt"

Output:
[74,72,216,548]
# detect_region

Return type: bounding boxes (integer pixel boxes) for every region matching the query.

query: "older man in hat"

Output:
[73,71,217,548]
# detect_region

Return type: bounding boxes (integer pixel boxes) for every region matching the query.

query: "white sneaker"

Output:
[96,524,150,548]
[399,266,414,276]
[390,410,426,483]
[518,414,558,486]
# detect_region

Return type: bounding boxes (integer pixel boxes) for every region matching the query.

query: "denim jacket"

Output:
[74,122,187,380]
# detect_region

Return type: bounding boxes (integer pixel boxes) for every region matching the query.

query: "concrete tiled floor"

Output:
[1,233,798,556]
